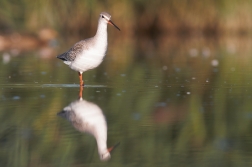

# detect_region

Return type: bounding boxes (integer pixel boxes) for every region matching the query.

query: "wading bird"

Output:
[57,12,120,86]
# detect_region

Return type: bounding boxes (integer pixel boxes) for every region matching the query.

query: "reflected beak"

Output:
[107,142,120,153]
[108,20,120,31]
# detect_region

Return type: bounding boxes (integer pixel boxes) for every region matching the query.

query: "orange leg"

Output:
[78,72,84,86]
[79,84,83,99]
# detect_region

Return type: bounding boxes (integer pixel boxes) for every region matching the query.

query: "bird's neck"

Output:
[93,21,108,54]
[94,129,108,155]
[94,21,108,42]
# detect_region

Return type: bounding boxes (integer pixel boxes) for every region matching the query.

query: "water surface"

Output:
[1,37,252,167]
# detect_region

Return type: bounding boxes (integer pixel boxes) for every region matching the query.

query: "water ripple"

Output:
[0,84,107,88]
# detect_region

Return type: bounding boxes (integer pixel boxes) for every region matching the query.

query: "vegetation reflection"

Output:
[0,37,252,166]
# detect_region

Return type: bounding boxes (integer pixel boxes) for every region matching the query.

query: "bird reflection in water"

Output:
[57,86,119,161]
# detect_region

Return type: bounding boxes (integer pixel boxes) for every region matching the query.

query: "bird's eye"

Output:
[102,15,104,18]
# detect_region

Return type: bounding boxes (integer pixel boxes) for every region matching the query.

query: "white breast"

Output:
[70,41,107,73]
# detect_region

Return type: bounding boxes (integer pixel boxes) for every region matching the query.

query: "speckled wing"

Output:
[57,40,87,62]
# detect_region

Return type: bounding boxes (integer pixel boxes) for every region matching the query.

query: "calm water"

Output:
[1,37,252,167]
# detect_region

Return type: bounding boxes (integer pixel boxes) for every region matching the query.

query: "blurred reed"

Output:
[0,0,251,38]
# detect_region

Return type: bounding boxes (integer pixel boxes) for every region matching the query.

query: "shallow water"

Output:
[1,37,252,166]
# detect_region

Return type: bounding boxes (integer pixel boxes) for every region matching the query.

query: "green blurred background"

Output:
[1,0,252,167]
[0,0,252,37]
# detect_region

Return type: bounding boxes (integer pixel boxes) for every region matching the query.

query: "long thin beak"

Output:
[108,20,120,31]
[107,142,120,153]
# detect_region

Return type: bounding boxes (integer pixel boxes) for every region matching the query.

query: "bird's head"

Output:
[99,142,120,161]
[100,12,120,31]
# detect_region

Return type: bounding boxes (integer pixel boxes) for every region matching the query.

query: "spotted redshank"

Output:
[57,96,119,161]
[57,12,120,86]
